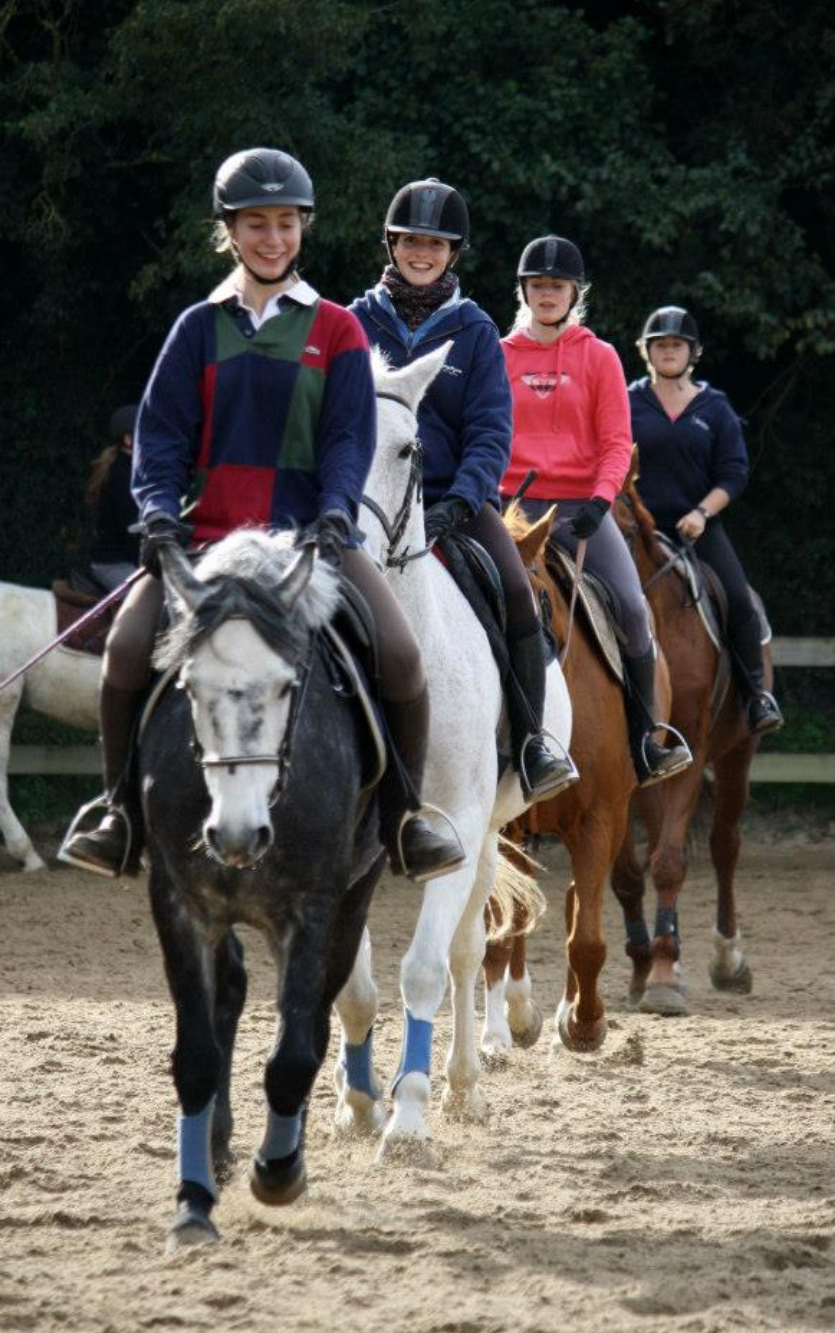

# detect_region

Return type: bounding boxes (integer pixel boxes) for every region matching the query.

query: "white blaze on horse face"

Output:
[183,620,295,859]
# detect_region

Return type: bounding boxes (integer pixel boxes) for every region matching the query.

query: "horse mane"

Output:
[154,529,341,672]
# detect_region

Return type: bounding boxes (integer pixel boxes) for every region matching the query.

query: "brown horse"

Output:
[482,504,652,1054]
[610,458,768,1014]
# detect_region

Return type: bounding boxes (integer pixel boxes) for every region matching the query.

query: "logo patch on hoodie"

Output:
[521,372,569,399]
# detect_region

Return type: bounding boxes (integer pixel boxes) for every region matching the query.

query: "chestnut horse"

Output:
[482,504,648,1054]
[610,460,768,1014]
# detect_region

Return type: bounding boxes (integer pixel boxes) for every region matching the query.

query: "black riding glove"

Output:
[139,512,193,579]
[315,509,354,568]
[570,497,610,539]
[425,496,471,545]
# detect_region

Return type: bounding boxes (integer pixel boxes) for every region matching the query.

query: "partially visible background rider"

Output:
[61,148,464,884]
[85,404,140,591]
[628,306,783,735]
[499,236,692,787]
[349,179,576,803]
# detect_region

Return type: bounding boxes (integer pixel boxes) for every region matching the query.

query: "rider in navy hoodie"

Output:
[350,179,577,803]
[628,306,783,735]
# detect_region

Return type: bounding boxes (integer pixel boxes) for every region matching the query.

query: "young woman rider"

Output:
[61,148,464,884]
[350,179,577,802]
[500,237,693,786]
[629,306,783,734]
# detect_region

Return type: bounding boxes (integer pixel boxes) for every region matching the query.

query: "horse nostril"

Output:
[254,825,273,856]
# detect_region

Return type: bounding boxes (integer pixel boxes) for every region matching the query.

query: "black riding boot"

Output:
[507,626,579,802]
[624,647,693,788]
[729,611,784,735]
[59,683,145,878]
[379,688,466,884]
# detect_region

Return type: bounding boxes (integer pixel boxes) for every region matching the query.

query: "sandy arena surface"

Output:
[1,827,833,1333]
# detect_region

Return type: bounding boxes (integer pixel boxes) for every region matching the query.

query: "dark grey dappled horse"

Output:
[144,530,385,1249]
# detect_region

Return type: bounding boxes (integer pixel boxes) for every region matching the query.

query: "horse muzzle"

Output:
[204,820,274,869]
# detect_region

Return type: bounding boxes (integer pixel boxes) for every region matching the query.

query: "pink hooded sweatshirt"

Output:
[500,325,633,504]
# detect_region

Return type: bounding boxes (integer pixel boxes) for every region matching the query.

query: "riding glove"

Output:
[315,509,354,568]
[570,497,610,539]
[140,512,193,579]
[424,496,471,545]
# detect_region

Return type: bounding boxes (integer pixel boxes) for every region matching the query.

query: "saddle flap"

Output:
[432,532,509,679]
[546,544,624,683]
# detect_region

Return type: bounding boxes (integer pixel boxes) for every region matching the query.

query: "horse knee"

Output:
[265,1041,320,1115]
[172,1039,221,1115]
[401,955,447,1017]
[652,844,687,888]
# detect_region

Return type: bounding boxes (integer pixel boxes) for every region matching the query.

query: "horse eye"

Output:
[398,442,414,459]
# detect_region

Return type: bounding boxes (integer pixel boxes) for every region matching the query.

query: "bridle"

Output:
[361,391,435,572]
[190,623,317,806]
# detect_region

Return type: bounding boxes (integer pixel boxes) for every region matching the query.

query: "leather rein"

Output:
[361,391,436,572]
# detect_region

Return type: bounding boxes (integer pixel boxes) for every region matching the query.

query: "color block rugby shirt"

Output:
[133,277,376,542]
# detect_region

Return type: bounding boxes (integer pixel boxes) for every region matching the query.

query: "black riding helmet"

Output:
[638,306,702,362]
[517,235,585,284]
[109,405,138,440]
[213,148,315,216]
[384,178,470,264]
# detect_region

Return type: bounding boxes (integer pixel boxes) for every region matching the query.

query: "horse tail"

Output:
[485,833,547,945]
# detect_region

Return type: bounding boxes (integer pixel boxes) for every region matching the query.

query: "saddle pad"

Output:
[655,534,772,652]
[546,546,624,684]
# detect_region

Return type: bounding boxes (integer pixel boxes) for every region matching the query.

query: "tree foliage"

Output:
[0,0,832,632]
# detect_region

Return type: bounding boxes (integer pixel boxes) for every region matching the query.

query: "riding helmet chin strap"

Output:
[228,236,300,287]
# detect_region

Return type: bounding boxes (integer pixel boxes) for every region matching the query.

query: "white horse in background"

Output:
[0,584,100,870]
[334,343,574,1155]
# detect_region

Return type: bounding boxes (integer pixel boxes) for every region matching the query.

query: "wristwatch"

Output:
[696,505,711,520]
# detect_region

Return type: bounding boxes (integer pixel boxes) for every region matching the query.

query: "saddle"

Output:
[545,542,626,683]
[52,572,118,657]
[653,533,772,719]
[432,532,510,680]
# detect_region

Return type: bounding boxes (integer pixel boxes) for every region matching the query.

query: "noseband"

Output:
[361,391,435,572]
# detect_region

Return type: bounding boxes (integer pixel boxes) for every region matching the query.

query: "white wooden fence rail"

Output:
[9,637,835,782]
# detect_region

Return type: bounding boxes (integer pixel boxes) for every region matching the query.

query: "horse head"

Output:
[155,532,339,869]
[362,342,452,570]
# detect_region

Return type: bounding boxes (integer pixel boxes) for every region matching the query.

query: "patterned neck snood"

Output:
[379,264,459,331]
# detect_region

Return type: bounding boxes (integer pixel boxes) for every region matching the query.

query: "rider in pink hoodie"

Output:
[500,236,692,788]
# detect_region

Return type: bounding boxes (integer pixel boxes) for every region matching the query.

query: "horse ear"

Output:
[379,339,452,414]
[625,444,641,492]
[508,503,557,566]
[159,543,208,615]
[277,542,316,610]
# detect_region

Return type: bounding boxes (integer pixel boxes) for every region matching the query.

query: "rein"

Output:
[361,391,434,572]
[558,536,587,667]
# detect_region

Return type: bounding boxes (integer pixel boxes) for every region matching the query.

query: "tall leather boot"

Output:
[507,626,578,802]
[59,683,145,878]
[729,611,784,735]
[379,688,466,884]
[624,647,693,788]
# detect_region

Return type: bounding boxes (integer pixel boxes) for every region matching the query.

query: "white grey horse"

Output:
[334,344,573,1155]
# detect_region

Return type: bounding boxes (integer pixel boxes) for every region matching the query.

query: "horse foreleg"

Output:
[481,912,513,1060]
[0,687,45,871]
[380,856,477,1160]
[639,774,703,1016]
[708,744,755,995]
[555,827,608,1054]
[210,931,248,1179]
[611,821,652,1005]
[148,866,222,1251]
[333,924,386,1137]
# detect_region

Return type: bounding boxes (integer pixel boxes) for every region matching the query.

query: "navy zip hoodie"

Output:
[628,377,749,526]
[349,285,512,512]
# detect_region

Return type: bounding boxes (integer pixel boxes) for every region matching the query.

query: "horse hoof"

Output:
[626,986,644,1011]
[480,1036,511,1068]
[511,1004,544,1049]
[376,1132,437,1168]
[249,1151,307,1206]
[639,984,689,1016]
[709,960,753,994]
[166,1203,220,1252]
[555,999,608,1053]
[334,1095,387,1138]
[23,853,47,873]
[441,1084,487,1123]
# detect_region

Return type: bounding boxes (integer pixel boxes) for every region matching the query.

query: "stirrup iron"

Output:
[57,793,134,879]
[519,730,579,801]
[395,803,466,885]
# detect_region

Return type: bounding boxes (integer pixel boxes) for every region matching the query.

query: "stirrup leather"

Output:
[57,793,134,879]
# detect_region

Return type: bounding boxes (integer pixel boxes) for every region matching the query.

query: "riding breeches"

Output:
[102,549,425,704]
[662,518,755,632]
[458,503,538,639]
[522,500,653,659]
